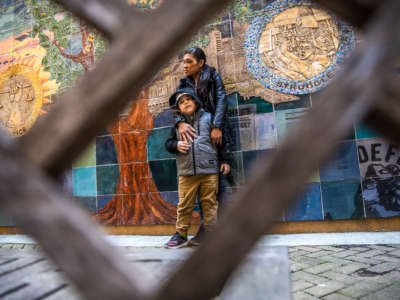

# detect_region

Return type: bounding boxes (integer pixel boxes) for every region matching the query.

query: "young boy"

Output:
[164,88,231,248]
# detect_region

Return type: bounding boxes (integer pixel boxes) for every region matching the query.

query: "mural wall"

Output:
[0,0,399,227]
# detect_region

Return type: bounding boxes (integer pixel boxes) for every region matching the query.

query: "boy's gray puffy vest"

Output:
[176,109,219,176]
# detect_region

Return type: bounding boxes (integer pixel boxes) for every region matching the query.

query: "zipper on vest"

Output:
[192,114,201,175]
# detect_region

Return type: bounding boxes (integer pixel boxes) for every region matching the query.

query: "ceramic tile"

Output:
[97,195,113,210]
[286,183,323,221]
[0,211,13,226]
[149,159,178,192]
[357,138,400,179]
[320,141,360,181]
[227,116,241,151]
[356,123,381,139]
[362,177,400,218]
[119,131,148,163]
[239,113,256,150]
[75,196,97,213]
[73,141,96,168]
[242,149,274,182]
[255,112,277,150]
[227,93,239,118]
[96,165,119,196]
[321,180,364,220]
[72,167,96,197]
[96,195,123,225]
[274,94,310,111]
[238,93,274,114]
[60,169,73,195]
[275,107,309,143]
[96,135,118,165]
[229,151,245,186]
[153,108,174,128]
[160,191,179,206]
[147,127,176,161]
[119,163,151,194]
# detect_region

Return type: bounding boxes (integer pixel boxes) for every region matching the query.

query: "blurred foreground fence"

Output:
[0,0,399,299]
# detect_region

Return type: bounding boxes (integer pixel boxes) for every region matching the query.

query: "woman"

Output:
[170,47,233,246]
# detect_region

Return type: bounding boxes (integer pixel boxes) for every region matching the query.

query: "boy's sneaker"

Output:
[165,232,187,248]
[188,225,205,246]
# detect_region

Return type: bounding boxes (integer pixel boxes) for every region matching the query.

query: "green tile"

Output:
[97,165,120,195]
[73,141,96,167]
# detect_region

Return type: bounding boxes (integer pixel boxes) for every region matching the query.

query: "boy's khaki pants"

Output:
[176,174,219,235]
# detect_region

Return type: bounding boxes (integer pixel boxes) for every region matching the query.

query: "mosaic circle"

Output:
[0,65,43,137]
[244,0,356,95]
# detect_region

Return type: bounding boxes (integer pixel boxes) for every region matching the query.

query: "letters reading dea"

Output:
[259,6,339,81]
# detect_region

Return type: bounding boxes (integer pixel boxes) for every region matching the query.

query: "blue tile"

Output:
[321,180,364,220]
[320,141,360,181]
[147,127,176,161]
[153,109,174,128]
[96,165,119,195]
[0,212,13,226]
[160,191,179,206]
[97,195,113,210]
[242,149,274,182]
[96,135,118,165]
[149,159,178,192]
[286,183,323,221]
[356,123,381,139]
[362,177,400,218]
[75,196,97,212]
[72,167,97,197]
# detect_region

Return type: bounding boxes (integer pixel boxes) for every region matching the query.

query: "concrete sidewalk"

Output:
[0,232,399,299]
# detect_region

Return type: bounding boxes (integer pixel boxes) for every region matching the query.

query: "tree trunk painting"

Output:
[95,89,197,225]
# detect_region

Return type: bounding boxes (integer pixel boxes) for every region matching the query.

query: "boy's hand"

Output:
[211,128,222,146]
[220,163,230,175]
[178,122,197,143]
[177,141,191,153]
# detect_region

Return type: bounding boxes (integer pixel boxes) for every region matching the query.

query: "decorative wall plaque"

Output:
[245,0,355,95]
[0,65,43,137]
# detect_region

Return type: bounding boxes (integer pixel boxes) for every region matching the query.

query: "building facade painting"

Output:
[0,0,398,228]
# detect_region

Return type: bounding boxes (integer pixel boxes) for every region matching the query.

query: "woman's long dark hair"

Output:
[183,47,207,64]
[183,47,215,99]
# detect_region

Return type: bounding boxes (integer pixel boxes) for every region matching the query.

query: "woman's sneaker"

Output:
[165,232,187,248]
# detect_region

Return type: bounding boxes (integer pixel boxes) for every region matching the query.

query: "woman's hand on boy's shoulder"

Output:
[177,141,191,154]
[178,122,197,143]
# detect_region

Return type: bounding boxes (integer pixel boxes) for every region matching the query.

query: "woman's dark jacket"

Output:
[165,88,232,176]
[170,64,227,130]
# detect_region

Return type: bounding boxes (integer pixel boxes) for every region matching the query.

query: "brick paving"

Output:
[0,242,399,299]
[290,245,400,300]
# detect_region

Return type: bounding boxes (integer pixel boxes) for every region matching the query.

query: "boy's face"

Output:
[178,95,197,116]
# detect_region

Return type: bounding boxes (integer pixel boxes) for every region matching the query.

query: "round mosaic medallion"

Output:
[245,0,355,95]
[0,65,43,137]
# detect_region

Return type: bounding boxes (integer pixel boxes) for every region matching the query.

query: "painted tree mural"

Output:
[26,0,177,225]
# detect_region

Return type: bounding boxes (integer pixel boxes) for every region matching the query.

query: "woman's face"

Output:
[183,53,204,77]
